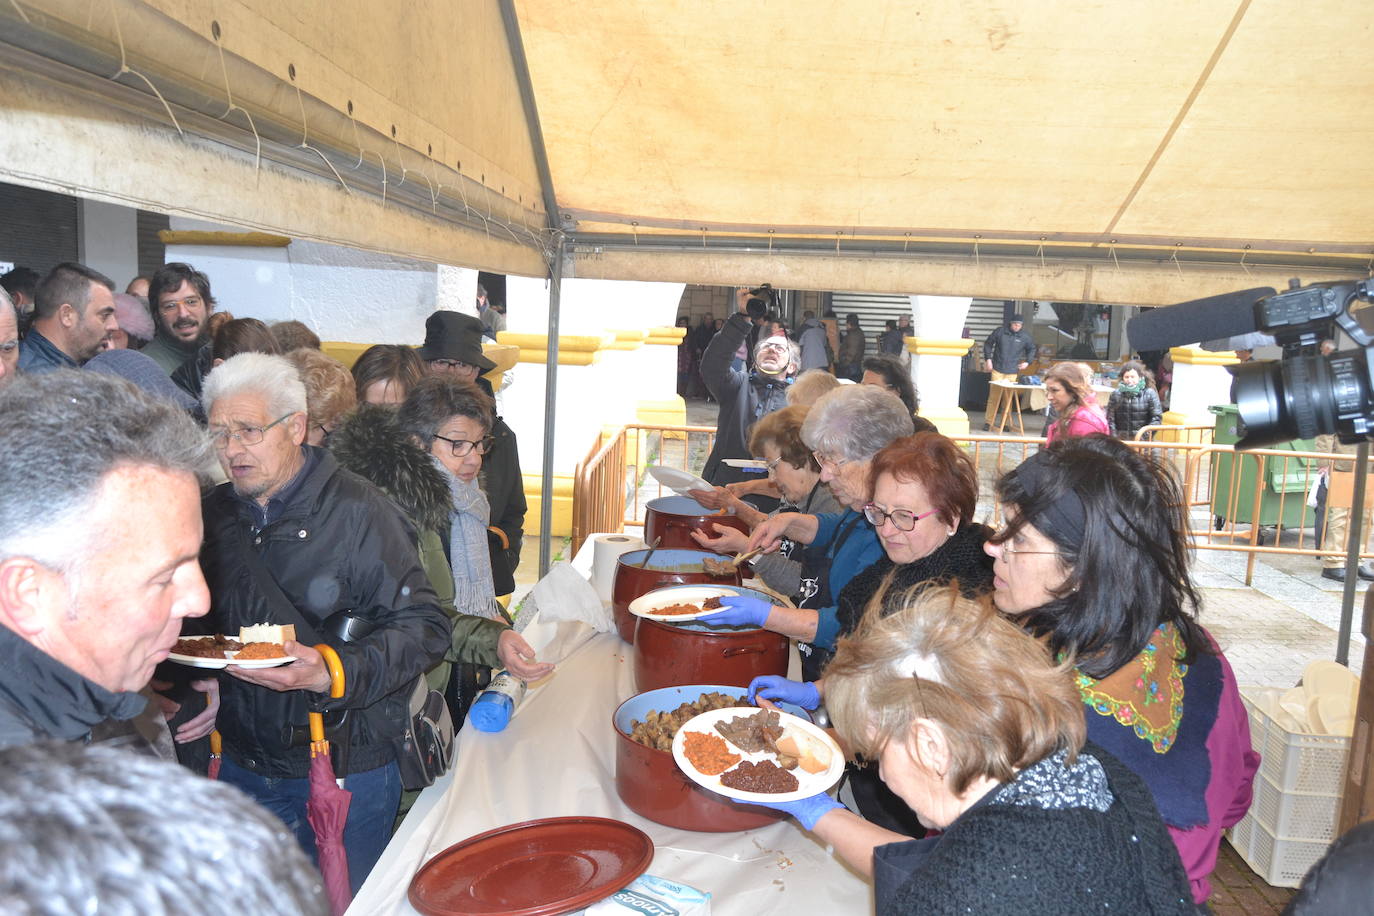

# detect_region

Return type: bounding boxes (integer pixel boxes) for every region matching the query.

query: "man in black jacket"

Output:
[700,288,799,488]
[983,315,1037,430]
[200,352,451,892]
[0,371,213,749]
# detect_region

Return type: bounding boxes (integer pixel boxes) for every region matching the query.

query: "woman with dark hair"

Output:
[1107,359,1164,439]
[351,343,427,406]
[171,317,280,399]
[861,354,937,433]
[1043,361,1109,442]
[984,435,1258,904]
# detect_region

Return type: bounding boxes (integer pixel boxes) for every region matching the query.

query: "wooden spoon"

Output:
[637,536,663,568]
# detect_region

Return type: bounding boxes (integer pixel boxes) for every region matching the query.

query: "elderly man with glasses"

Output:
[197,352,451,893]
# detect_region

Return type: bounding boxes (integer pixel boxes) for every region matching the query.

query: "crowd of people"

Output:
[0,260,550,906]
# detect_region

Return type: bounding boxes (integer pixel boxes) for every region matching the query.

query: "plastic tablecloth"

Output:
[348,536,871,915]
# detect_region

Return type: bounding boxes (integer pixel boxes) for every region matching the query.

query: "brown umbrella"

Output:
[308,643,353,916]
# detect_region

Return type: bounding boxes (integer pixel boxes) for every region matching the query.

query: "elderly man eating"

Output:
[198,352,451,892]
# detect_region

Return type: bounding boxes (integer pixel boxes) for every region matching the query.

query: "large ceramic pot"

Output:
[612,548,741,644]
[613,684,810,832]
[633,585,789,692]
[643,495,750,552]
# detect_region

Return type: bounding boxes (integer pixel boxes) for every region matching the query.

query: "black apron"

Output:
[796,509,865,682]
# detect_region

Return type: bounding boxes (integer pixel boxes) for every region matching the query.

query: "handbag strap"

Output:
[232,520,325,646]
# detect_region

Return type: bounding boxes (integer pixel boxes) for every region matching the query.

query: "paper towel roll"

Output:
[592,534,646,602]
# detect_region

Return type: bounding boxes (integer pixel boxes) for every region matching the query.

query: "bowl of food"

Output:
[612,548,742,644]
[630,584,789,692]
[612,684,813,832]
[643,495,750,552]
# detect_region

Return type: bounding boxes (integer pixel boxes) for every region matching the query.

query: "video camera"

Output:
[745,284,776,319]
[1127,278,1374,449]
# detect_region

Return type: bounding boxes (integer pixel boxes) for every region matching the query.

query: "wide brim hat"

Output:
[417,311,496,370]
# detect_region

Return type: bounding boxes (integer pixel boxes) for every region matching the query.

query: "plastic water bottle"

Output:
[469,671,527,732]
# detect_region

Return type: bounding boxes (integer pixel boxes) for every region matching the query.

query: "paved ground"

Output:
[512,397,1370,911]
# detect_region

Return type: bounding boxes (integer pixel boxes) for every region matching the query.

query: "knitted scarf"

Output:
[434,455,500,621]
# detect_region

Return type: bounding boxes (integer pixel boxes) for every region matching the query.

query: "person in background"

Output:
[0,741,329,916]
[1314,434,1374,583]
[982,314,1036,430]
[143,262,216,376]
[84,349,202,419]
[270,319,322,353]
[418,311,526,589]
[837,313,866,381]
[0,371,213,749]
[1107,359,1163,440]
[476,283,505,339]
[106,292,156,350]
[878,319,904,357]
[796,310,830,372]
[1043,361,1109,442]
[0,266,39,335]
[0,288,19,390]
[675,315,694,396]
[788,367,841,408]
[986,438,1258,903]
[861,354,936,432]
[17,262,118,373]
[125,274,151,300]
[746,586,1196,915]
[286,348,357,446]
[172,316,280,400]
[352,343,428,406]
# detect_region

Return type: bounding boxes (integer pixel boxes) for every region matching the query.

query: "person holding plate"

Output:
[745,585,1197,915]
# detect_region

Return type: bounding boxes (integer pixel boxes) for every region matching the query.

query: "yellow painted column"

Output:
[639,325,688,433]
[909,337,975,436]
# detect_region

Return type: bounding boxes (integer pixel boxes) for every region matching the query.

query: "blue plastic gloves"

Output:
[749,675,820,710]
[747,793,844,830]
[698,594,773,628]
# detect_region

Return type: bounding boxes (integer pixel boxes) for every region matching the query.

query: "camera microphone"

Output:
[1126,287,1276,351]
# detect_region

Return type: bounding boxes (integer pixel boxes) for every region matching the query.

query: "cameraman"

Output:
[699,286,798,491]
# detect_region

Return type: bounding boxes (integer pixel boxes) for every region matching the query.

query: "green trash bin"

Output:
[1210,404,1315,529]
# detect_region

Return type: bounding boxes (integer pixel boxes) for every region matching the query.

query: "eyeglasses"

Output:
[863,502,937,532]
[812,451,851,471]
[433,434,495,457]
[158,295,203,314]
[315,423,336,443]
[430,358,478,373]
[210,413,294,449]
[764,456,784,476]
[991,529,1061,561]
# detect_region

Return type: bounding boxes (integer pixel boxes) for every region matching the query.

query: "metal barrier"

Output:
[571,422,1373,585]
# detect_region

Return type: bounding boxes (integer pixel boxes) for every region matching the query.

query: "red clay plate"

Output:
[406,817,654,916]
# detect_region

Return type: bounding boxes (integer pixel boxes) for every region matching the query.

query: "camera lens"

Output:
[1230,353,1366,448]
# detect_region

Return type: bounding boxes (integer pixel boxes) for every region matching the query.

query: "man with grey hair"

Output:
[199,352,450,892]
[0,740,328,916]
[0,371,213,747]
[17,262,119,373]
[0,287,19,390]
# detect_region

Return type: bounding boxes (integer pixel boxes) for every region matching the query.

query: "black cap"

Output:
[417,311,496,370]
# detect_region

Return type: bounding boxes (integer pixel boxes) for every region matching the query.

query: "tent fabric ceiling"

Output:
[1,0,1371,303]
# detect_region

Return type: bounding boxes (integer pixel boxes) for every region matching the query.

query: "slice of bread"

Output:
[775,730,832,774]
[237,624,297,645]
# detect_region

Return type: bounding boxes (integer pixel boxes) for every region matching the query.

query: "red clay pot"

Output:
[644,495,750,551]
[611,548,741,644]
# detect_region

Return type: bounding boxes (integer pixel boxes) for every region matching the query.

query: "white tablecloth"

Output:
[348,538,871,915]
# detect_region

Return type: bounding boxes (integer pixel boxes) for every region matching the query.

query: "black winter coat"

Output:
[700,313,792,486]
[200,448,452,778]
[478,377,526,590]
[1108,385,1164,439]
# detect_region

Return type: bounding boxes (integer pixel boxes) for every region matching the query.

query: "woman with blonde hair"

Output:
[1043,360,1109,442]
[746,585,1196,914]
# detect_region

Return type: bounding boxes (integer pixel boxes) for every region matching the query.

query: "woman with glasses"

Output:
[690,405,841,598]
[984,436,1257,904]
[743,585,1197,915]
[699,385,912,679]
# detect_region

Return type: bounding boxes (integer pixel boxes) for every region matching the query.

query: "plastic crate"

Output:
[1228,688,1350,887]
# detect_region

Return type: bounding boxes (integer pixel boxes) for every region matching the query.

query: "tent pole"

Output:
[539,238,566,577]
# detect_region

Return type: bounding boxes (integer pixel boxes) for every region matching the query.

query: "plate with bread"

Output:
[671,706,844,803]
[168,624,298,669]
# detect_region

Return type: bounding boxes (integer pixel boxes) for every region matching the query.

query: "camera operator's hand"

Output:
[736,287,754,313]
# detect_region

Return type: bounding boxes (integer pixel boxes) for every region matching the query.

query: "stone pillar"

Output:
[1162,346,1238,430]
[908,295,975,435]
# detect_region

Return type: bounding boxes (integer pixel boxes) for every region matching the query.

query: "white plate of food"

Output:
[628,585,743,622]
[721,459,768,470]
[647,465,713,496]
[167,635,296,669]
[672,706,844,803]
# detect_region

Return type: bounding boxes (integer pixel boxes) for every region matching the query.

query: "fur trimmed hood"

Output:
[329,404,451,533]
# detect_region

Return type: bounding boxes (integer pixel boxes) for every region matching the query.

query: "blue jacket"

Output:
[18,329,78,374]
[810,509,884,649]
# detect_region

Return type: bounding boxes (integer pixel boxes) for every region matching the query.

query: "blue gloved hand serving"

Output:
[698,594,773,628]
[749,675,820,710]
[744,793,844,830]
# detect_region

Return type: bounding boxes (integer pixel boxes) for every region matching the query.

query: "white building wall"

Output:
[79,199,138,288]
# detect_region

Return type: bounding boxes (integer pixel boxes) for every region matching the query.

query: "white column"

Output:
[907,295,975,436]
[1165,346,1238,428]
[79,199,138,287]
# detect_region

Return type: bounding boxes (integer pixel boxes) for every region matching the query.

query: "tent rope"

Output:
[106,0,183,137]
[212,24,261,174]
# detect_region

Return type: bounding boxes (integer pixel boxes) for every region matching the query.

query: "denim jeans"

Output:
[219,755,401,894]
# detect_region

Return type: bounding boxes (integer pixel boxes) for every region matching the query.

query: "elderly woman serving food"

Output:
[750,585,1197,915]
[697,385,912,678]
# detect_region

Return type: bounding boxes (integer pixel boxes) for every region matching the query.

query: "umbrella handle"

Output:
[309,643,346,747]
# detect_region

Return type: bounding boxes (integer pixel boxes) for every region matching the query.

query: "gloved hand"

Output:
[744,793,844,831]
[698,594,773,628]
[749,675,820,710]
